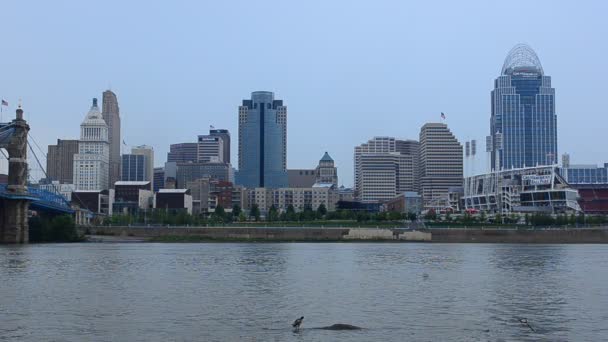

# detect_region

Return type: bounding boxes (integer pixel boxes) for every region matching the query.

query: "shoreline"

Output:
[81,226,608,244]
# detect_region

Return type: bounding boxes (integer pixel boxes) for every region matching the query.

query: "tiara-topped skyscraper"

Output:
[489,44,557,170]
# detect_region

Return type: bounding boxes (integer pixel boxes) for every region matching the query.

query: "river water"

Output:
[1,243,607,341]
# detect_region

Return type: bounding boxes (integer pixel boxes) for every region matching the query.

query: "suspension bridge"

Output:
[0,106,73,243]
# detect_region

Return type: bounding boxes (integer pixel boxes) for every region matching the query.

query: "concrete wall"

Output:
[427,228,608,243]
[343,228,395,240]
[83,226,608,243]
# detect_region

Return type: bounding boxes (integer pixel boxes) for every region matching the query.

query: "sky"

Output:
[1,0,607,186]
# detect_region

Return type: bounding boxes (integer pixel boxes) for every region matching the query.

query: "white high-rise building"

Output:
[74,98,110,190]
[354,137,418,203]
[419,123,463,208]
[197,135,224,163]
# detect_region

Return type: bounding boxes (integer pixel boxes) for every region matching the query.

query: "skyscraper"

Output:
[489,44,557,170]
[197,135,224,163]
[419,123,463,208]
[102,90,121,187]
[47,139,79,184]
[315,152,338,186]
[209,128,231,164]
[354,137,418,203]
[236,91,287,188]
[121,154,147,183]
[167,143,198,163]
[131,145,154,187]
[74,98,110,190]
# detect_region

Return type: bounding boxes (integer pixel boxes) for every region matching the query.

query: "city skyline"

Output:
[1,1,607,187]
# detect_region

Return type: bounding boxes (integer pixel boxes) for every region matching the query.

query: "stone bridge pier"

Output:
[0,106,30,243]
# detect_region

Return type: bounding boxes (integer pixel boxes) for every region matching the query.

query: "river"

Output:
[1,243,607,341]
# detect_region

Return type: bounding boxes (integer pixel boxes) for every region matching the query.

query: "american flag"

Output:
[441,112,446,119]
[1,100,7,106]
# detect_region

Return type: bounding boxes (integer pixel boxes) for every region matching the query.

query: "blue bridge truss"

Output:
[0,184,74,215]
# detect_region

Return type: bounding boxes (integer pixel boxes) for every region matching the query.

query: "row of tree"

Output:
[105,204,418,226]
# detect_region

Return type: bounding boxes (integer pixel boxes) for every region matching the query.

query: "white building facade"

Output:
[73,98,110,191]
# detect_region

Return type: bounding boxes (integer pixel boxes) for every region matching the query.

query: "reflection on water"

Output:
[1,243,607,341]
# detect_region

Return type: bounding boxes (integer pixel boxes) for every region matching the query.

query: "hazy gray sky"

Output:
[1,0,607,186]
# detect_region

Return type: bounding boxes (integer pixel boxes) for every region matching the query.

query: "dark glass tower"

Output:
[489,44,557,170]
[236,91,287,188]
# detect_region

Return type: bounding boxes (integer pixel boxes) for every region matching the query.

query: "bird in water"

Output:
[518,318,535,332]
[292,316,304,331]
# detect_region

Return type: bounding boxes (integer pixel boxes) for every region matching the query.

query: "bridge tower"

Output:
[0,106,31,243]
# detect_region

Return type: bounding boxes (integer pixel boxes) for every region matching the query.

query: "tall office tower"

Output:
[131,145,154,188]
[197,135,224,163]
[396,139,420,192]
[315,152,338,186]
[47,139,79,184]
[101,90,121,188]
[153,167,165,192]
[354,137,417,203]
[236,91,287,188]
[121,154,147,183]
[419,123,463,208]
[489,44,557,170]
[209,128,231,164]
[167,143,198,163]
[74,98,110,190]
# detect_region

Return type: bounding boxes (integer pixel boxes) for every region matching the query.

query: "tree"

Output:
[214,205,226,222]
[232,204,241,217]
[300,206,315,221]
[424,209,437,221]
[267,205,279,222]
[249,204,261,221]
[388,211,403,221]
[479,211,487,223]
[407,212,417,221]
[29,215,81,242]
[286,205,297,221]
[316,203,328,218]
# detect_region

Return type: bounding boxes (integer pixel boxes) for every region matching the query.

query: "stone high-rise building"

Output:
[74,98,110,190]
[315,152,338,186]
[419,123,463,208]
[209,128,231,164]
[197,135,224,163]
[47,139,79,184]
[102,90,121,188]
[354,137,418,203]
[236,91,287,188]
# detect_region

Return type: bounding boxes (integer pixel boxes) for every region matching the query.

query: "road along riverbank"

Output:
[81,226,608,243]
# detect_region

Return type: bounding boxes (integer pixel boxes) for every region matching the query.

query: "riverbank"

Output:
[81,226,608,243]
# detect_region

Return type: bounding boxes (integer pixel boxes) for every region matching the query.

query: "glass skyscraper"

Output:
[489,44,557,170]
[236,91,288,188]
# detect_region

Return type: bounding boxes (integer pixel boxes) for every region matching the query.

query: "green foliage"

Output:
[285,205,297,221]
[29,215,81,242]
[267,205,279,222]
[479,211,487,223]
[249,204,261,221]
[316,204,327,218]
[388,211,403,221]
[232,204,241,217]
[424,209,437,221]
[529,213,555,226]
